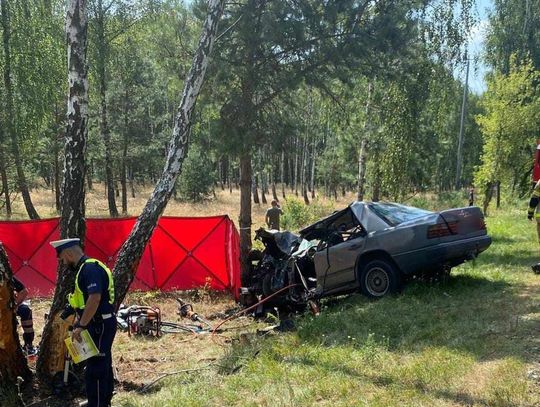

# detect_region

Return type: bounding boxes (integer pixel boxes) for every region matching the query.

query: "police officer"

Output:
[527,180,540,274]
[50,238,116,407]
[12,276,36,354]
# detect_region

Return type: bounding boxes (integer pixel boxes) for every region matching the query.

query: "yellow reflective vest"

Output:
[68,258,115,310]
[528,180,540,219]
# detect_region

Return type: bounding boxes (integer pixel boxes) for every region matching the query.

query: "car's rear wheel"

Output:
[360,259,402,299]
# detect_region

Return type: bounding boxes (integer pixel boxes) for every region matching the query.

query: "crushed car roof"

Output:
[299,201,433,240]
[299,201,389,240]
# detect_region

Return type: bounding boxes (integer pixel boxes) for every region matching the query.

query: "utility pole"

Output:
[455,55,469,190]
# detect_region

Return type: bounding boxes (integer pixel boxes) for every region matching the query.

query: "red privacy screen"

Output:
[0,216,240,299]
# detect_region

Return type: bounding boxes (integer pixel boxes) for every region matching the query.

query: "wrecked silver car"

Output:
[241,201,491,306]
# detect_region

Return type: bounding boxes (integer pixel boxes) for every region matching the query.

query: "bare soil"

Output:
[20,290,266,407]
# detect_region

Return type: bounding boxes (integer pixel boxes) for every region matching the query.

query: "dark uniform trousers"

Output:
[16,303,34,346]
[86,317,117,407]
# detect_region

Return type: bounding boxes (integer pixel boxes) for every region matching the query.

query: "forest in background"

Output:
[0,0,538,284]
[0,0,538,220]
[0,1,478,216]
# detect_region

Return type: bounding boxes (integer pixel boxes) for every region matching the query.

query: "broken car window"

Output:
[368,202,432,226]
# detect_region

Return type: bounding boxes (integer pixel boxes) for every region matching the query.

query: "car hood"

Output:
[299,201,390,240]
[255,228,303,258]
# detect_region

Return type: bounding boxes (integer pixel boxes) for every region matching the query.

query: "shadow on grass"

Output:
[477,248,539,267]
[296,274,538,364]
[489,235,523,244]
[283,353,504,407]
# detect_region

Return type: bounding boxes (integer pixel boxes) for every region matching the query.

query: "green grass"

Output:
[116,205,540,407]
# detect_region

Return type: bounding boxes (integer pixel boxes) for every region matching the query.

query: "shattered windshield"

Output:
[274,231,302,255]
[291,239,316,257]
[368,202,432,226]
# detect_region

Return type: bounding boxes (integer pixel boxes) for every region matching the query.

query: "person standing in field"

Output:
[527,180,540,274]
[265,200,283,230]
[50,238,117,407]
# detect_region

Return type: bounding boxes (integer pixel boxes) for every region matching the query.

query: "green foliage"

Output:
[176,146,216,202]
[474,58,540,194]
[408,190,472,211]
[436,190,469,209]
[0,0,65,188]
[486,0,540,73]
[408,195,432,210]
[280,198,332,232]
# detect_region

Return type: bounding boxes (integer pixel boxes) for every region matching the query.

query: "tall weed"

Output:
[281,198,333,232]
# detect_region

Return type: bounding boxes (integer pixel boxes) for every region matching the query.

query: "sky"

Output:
[465,0,493,94]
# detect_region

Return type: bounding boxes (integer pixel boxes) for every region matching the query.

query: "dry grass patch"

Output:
[24,290,268,404]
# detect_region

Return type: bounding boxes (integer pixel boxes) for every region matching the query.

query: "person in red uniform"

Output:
[528,180,540,274]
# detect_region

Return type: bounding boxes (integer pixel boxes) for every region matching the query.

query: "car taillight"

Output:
[427,221,458,238]
[447,221,459,234]
[477,218,486,230]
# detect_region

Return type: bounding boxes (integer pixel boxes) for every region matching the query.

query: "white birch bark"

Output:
[37,0,90,379]
[113,0,226,303]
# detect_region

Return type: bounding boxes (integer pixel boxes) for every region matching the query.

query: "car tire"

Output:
[359,259,402,299]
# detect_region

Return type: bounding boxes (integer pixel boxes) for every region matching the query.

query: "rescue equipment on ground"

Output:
[115,300,215,336]
[116,305,162,337]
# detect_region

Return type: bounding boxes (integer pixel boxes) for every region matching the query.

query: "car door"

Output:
[314,235,366,292]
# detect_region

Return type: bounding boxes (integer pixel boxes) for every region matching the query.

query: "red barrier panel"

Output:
[0,216,240,299]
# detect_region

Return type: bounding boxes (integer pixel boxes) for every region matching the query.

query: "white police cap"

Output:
[49,238,81,255]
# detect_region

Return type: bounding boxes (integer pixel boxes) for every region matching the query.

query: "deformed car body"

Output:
[241,201,491,306]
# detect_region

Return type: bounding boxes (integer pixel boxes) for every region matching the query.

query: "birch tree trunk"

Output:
[294,136,299,196]
[252,173,260,204]
[271,167,278,201]
[95,0,118,218]
[0,145,11,218]
[357,82,372,201]
[310,134,316,199]
[37,0,89,380]
[302,138,310,205]
[121,90,129,215]
[113,0,226,304]
[260,161,267,204]
[0,244,31,401]
[53,104,62,213]
[281,150,286,200]
[54,146,61,212]
[261,175,267,204]
[357,138,368,200]
[1,0,40,220]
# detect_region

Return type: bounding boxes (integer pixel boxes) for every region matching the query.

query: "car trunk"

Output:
[435,207,487,243]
